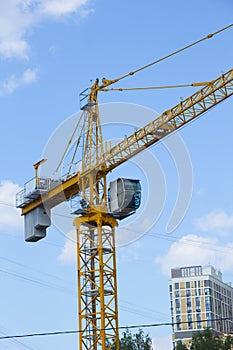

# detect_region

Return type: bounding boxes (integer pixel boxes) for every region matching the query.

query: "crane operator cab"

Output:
[71,177,141,220]
[108,178,141,220]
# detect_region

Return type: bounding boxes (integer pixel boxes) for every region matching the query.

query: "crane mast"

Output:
[75,100,119,350]
[16,68,233,350]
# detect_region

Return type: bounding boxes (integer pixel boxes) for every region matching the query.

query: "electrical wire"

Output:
[0,331,36,350]
[0,267,75,296]
[121,226,233,257]
[0,317,230,340]
[0,255,68,283]
[120,299,169,321]
[4,198,233,257]
[0,200,16,207]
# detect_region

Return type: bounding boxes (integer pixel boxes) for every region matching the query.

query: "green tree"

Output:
[117,328,152,350]
[175,328,233,350]
[175,342,188,350]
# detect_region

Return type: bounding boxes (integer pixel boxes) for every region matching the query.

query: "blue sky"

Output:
[0,1,233,349]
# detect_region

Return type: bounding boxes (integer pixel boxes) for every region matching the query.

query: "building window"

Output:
[204,288,211,295]
[187,297,192,312]
[206,312,213,328]
[169,285,172,292]
[175,290,180,297]
[174,283,179,290]
[204,280,210,287]
[188,316,193,329]
[175,299,180,313]
[205,296,211,311]
[186,289,191,297]
[176,315,182,330]
[186,281,190,289]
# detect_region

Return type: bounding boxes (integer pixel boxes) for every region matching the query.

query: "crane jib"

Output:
[18,68,233,216]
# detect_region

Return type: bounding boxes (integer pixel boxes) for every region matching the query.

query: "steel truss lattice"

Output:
[74,213,119,350]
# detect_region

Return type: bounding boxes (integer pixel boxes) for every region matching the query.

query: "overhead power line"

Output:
[0,317,231,341]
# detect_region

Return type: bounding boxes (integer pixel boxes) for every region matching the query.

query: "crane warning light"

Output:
[108,178,141,220]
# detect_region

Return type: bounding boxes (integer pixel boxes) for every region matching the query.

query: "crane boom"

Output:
[100,68,233,172]
[18,68,233,216]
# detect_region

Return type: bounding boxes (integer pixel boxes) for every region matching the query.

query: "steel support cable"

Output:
[102,82,210,92]
[54,110,87,176]
[99,23,233,90]
[0,317,231,340]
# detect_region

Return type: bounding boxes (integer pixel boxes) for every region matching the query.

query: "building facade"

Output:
[169,265,233,348]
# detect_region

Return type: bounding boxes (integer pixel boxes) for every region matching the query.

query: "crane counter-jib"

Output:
[20,173,80,215]
[19,68,233,216]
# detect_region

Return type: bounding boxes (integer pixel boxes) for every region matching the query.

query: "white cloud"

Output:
[0,1,33,59]
[0,68,38,96]
[58,229,143,265]
[58,229,76,263]
[0,180,23,232]
[155,234,233,275]
[40,0,90,16]
[195,210,233,234]
[0,0,92,60]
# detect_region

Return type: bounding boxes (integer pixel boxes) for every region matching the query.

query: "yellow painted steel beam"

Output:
[101,68,233,172]
[75,213,119,350]
[21,173,80,214]
[21,68,233,216]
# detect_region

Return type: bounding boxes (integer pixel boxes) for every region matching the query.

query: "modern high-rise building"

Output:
[169,265,233,348]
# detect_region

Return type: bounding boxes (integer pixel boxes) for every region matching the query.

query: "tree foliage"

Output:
[175,328,233,350]
[117,328,152,350]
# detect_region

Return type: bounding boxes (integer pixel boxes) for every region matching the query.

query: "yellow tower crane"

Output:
[16,25,233,350]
